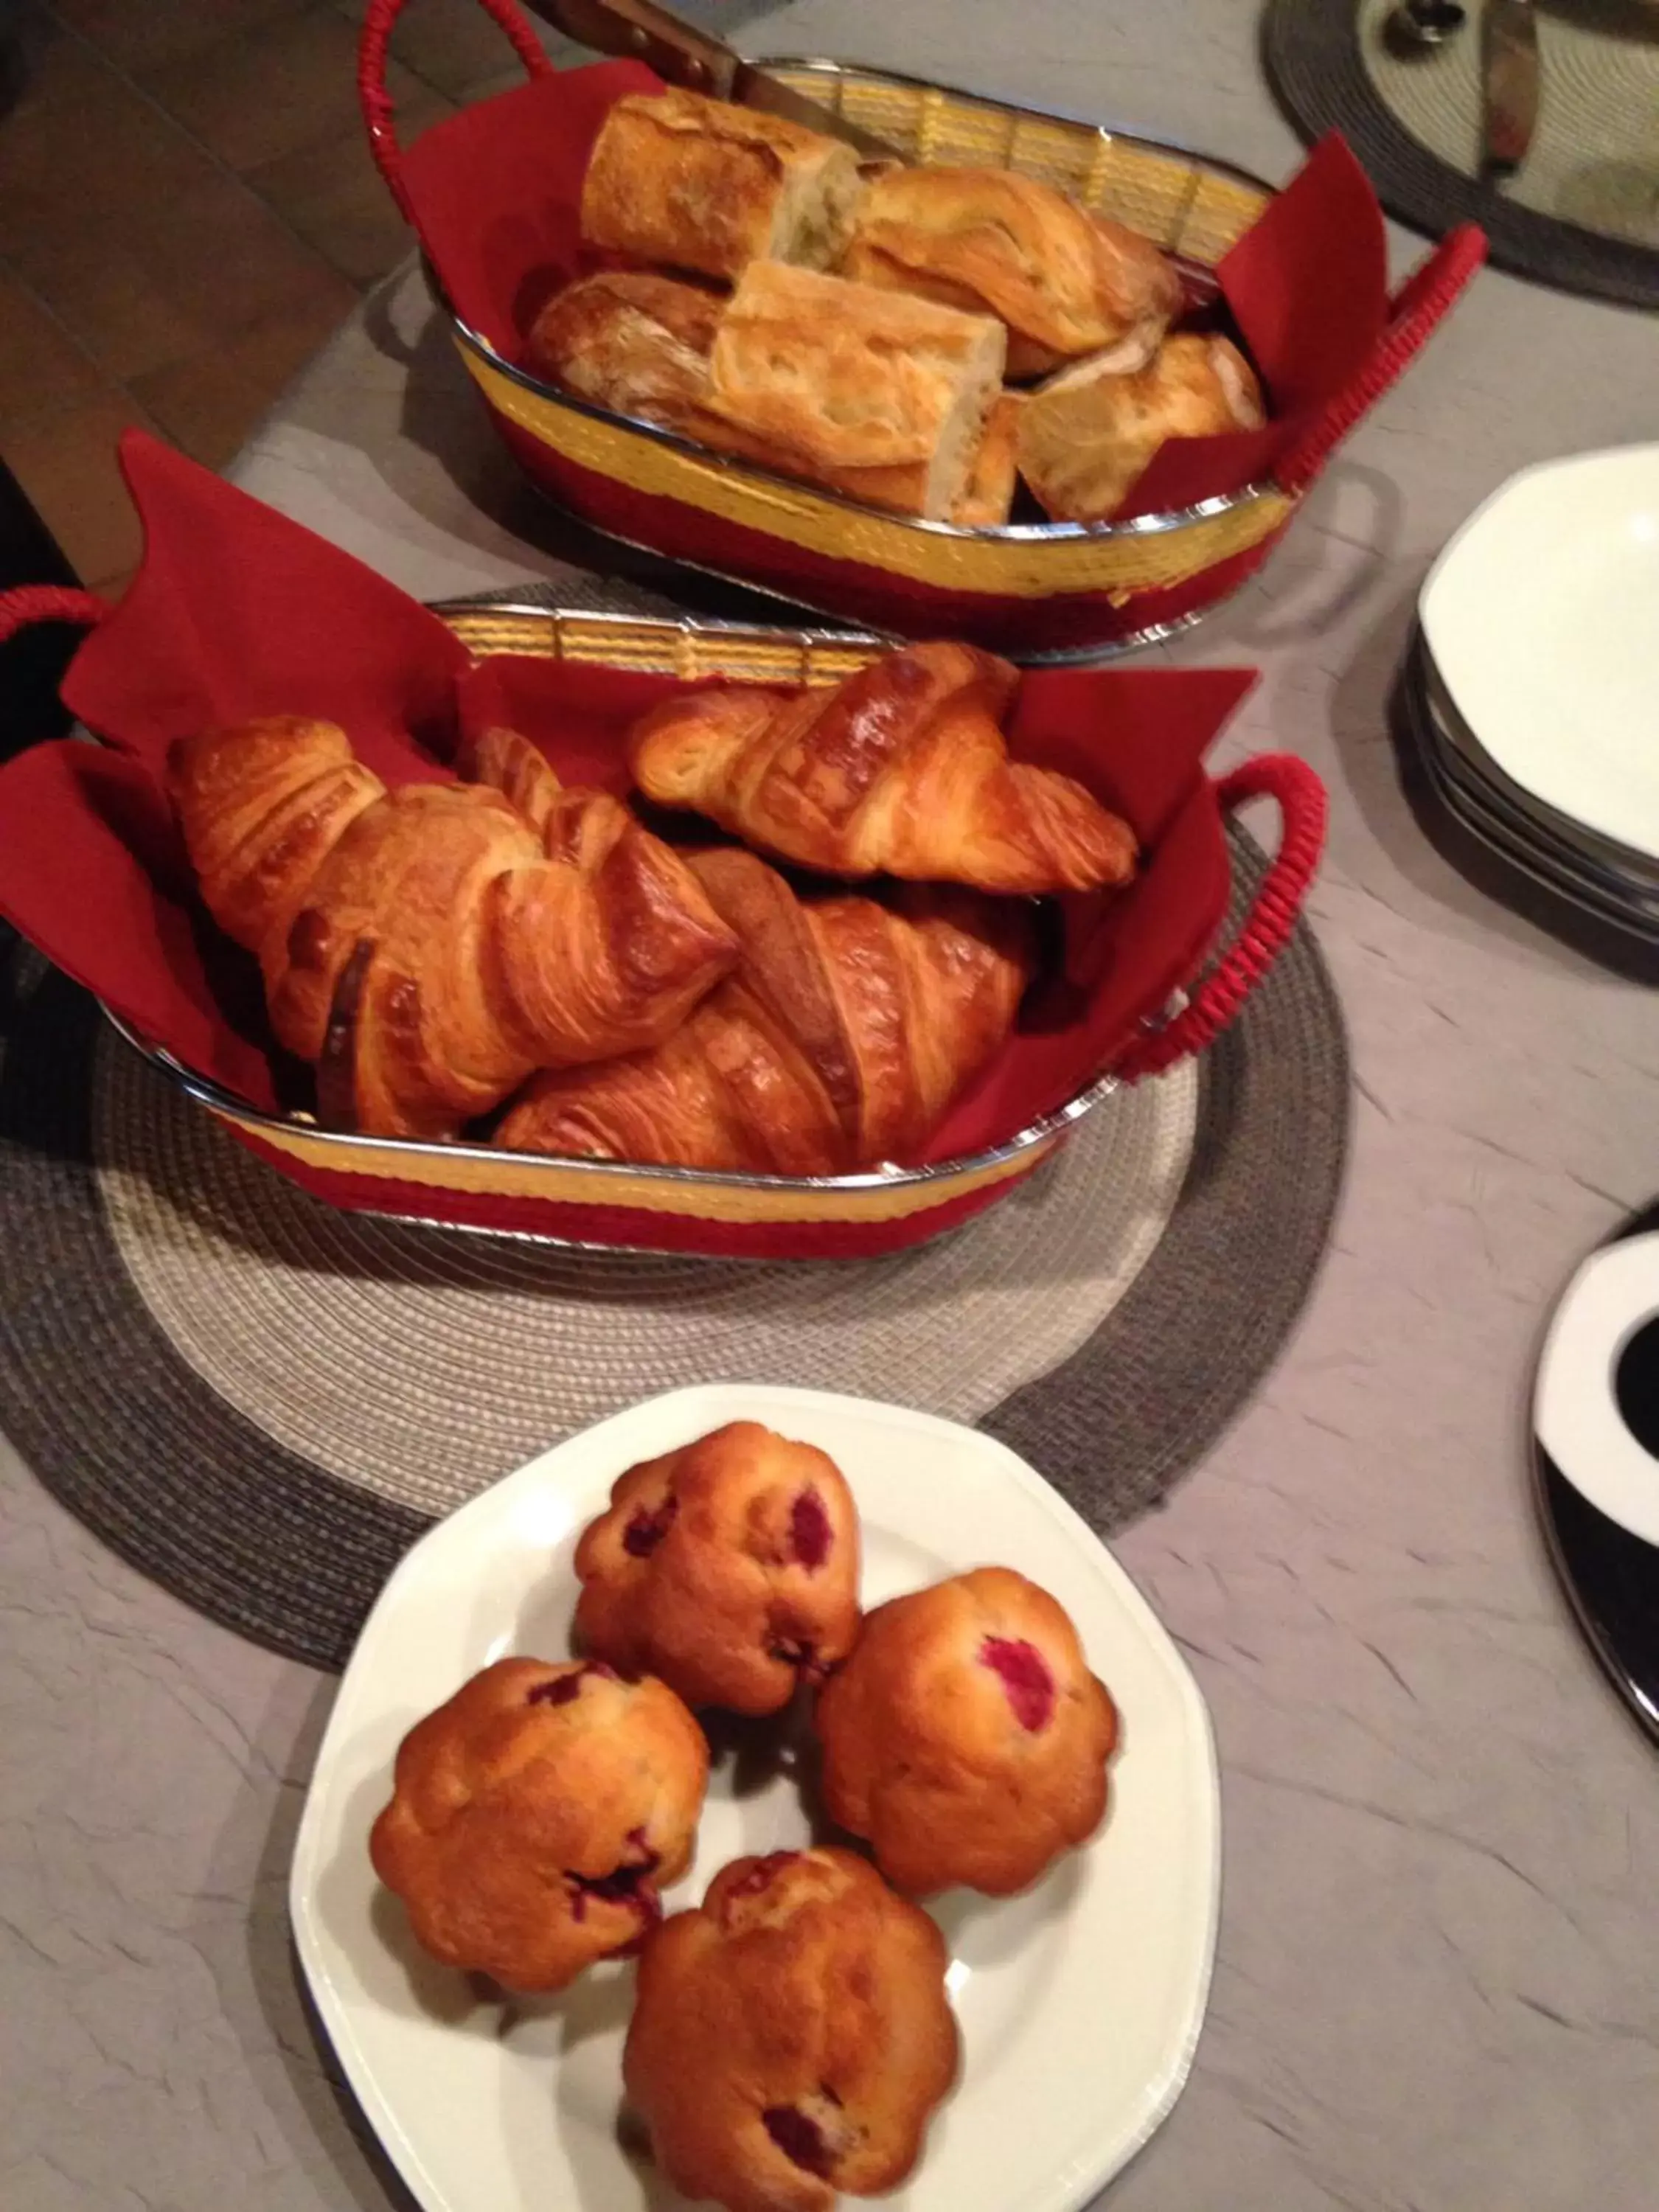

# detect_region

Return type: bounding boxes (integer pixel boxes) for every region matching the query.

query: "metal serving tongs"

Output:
[517,0,904,156]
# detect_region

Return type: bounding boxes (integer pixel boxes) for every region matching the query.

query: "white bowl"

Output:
[289,1382,1220,2212]
[1419,444,1659,860]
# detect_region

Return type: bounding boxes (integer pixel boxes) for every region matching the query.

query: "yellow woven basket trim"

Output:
[229,1112,1053,1224]
[768,67,1272,247]
[1175,168,1273,262]
[443,607,876,685]
[464,352,1293,598]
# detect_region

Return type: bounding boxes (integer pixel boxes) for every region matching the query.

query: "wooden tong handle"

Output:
[519,0,738,94]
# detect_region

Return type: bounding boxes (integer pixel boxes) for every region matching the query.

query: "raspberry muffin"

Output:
[574,1422,860,1715]
[815,1566,1118,1896]
[625,1846,958,2212]
[369,1657,707,1991]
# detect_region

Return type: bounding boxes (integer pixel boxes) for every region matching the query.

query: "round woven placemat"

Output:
[0,827,1348,1672]
[1265,0,1659,306]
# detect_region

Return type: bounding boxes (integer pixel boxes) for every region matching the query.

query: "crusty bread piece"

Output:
[527,264,1015,524]
[706,262,1007,519]
[950,390,1023,527]
[526,270,726,424]
[526,266,945,515]
[843,164,1183,380]
[1016,331,1266,523]
[580,88,866,283]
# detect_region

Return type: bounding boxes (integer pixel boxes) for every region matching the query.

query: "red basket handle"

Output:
[1274,222,1487,495]
[1114,753,1328,1082]
[360,0,553,224]
[0,584,111,648]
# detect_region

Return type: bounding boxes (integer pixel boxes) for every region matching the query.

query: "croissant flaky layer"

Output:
[167,717,738,1140]
[628,641,1138,896]
[496,846,1036,1176]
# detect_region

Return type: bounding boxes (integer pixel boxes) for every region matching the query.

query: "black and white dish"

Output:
[1534,1217,1659,1744]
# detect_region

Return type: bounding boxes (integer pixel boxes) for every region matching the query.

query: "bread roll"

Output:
[1016,331,1266,523]
[706,262,1007,519]
[951,391,1023,527]
[580,88,865,283]
[526,270,726,427]
[843,164,1182,380]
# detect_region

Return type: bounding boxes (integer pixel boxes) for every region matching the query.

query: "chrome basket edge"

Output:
[98,1005,1121,1197]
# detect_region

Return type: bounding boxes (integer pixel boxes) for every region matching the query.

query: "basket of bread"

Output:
[357,0,1485,661]
[0,434,1325,1260]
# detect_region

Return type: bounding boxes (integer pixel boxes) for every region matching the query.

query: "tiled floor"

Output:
[0,0,597,597]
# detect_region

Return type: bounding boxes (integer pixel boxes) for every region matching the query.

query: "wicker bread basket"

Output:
[0,586,1324,1259]
[358,0,1486,663]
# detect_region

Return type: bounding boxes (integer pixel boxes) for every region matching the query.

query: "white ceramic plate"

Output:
[1420,445,1659,860]
[290,1383,1220,2212]
[1406,664,1659,945]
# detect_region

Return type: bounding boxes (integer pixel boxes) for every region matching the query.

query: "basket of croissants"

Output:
[357,0,1485,661]
[0,434,1326,1261]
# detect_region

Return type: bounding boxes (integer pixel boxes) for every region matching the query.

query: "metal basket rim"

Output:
[102,1008,1121,1195]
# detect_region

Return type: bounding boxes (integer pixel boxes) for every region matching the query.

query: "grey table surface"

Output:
[6,4,1659,2209]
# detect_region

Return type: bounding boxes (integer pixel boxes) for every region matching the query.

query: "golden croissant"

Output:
[166,716,738,1139]
[628,641,1138,895]
[496,845,1036,1175]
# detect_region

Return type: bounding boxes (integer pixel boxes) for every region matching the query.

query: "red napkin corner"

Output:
[0,428,1258,1160]
[1127,131,1389,518]
[390,61,1391,523]
[0,431,471,1107]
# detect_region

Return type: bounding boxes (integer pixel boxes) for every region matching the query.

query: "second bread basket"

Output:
[357,4,1486,663]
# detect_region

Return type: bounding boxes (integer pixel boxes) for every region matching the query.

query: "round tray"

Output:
[0,820,1349,1671]
[1266,0,1659,306]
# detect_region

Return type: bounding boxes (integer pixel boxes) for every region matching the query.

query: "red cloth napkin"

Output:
[394,63,1391,524]
[1127,131,1388,518]
[0,430,1254,1161]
